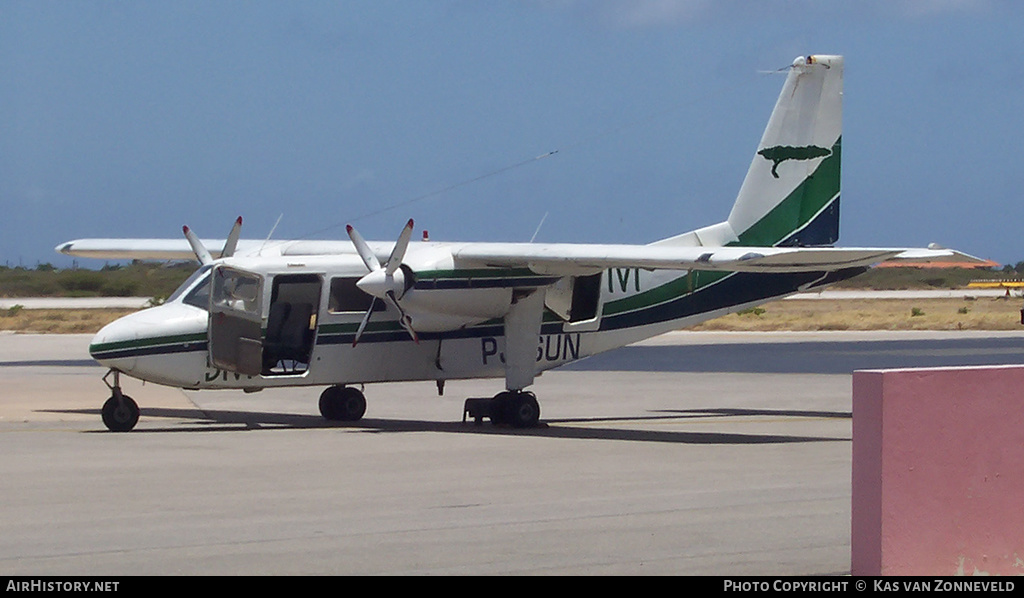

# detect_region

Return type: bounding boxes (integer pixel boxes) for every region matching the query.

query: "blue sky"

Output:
[3,0,1023,267]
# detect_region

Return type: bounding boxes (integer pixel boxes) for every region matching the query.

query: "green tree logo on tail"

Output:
[757,145,832,178]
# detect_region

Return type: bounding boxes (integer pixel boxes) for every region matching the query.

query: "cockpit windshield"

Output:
[166,265,213,310]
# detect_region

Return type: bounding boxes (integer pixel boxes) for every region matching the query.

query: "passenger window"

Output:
[329,277,383,313]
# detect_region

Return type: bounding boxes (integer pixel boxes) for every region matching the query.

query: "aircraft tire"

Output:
[318,386,342,420]
[508,391,540,429]
[491,391,540,428]
[490,391,512,426]
[319,386,366,422]
[101,394,139,432]
[337,387,367,421]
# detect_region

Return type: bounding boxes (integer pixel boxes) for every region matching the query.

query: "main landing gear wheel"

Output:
[319,385,367,422]
[492,390,541,429]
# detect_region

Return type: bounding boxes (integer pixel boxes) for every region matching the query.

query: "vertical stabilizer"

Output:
[728,55,843,247]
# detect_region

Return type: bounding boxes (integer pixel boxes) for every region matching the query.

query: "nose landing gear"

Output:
[101,369,140,432]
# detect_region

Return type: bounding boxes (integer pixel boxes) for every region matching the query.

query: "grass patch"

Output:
[689,297,1023,332]
[2,297,1021,335]
[0,309,137,334]
[835,267,1010,290]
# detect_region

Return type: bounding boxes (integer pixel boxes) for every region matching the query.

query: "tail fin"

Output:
[656,55,843,249]
[728,55,843,247]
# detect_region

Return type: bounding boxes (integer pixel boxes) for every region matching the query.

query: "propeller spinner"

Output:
[347,219,419,346]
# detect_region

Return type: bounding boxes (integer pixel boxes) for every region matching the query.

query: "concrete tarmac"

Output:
[1,331,1022,575]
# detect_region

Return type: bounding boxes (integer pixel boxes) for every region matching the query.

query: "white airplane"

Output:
[58,55,977,432]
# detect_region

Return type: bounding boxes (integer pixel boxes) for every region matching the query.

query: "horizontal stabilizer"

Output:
[885,248,990,266]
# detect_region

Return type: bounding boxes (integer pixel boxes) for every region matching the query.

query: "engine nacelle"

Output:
[398,287,514,332]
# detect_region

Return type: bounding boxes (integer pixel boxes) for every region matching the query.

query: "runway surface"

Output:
[2,331,1022,575]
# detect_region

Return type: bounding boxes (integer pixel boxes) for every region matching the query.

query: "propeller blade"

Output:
[384,291,419,344]
[385,219,414,276]
[352,297,380,347]
[346,224,381,272]
[182,225,213,265]
[221,216,243,258]
[348,218,419,347]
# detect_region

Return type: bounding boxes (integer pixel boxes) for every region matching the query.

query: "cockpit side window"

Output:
[166,265,212,308]
[212,268,262,316]
[183,273,212,310]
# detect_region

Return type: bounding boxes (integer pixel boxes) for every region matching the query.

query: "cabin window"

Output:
[569,273,602,322]
[329,277,384,313]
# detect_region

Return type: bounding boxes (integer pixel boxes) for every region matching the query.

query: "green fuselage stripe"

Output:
[90,332,207,354]
[601,270,729,316]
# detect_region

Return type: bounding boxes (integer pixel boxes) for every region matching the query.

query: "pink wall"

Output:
[852,366,1024,576]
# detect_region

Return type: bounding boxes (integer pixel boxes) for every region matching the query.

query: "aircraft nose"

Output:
[89,316,138,372]
[85,303,209,388]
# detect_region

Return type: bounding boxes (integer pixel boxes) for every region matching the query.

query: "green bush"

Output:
[0,262,193,298]
[58,271,104,294]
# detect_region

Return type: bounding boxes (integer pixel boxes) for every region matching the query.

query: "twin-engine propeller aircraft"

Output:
[58,55,979,431]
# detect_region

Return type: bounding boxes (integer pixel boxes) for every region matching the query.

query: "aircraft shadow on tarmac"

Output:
[661,407,850,419]
[40,406,847,445]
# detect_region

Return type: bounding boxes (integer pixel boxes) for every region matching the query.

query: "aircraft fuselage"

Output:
[89,248,863,391]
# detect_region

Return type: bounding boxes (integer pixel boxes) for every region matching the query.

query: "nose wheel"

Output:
[101,370,140,432]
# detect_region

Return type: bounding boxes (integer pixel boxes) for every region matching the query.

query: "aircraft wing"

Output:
[58,236,985,275]
[57,239,202,261]
[55,238,271,261]
[54,238,395,261]
[450,243,978,276]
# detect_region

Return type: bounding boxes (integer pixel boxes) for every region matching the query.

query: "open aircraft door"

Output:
[261,274,321,376]
[208,266,265,376]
